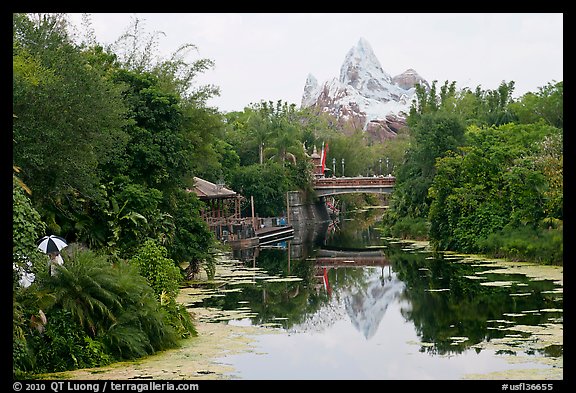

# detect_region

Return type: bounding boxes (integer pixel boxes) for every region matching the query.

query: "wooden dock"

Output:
[255,225,294,246]
[227,225,294,249]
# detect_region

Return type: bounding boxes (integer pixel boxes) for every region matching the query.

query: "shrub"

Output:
[129,239,196,338]
[34,248,181,368]
[388,216,429,240]
[129,239,181,300]
[29,309,112,373]
[477,225,563,265]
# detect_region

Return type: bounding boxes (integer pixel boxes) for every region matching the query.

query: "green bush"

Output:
[12,184,47,285]
[387,216,429,240]
[29,309,112,373]
[130,239,182,299]
[477,225,563,264]
[38,248,181,365]
[129,239,196,338]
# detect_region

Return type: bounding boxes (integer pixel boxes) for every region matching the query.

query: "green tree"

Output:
[427,122,561,256]
[509,81,563,128]
[103,17,219,269]
[389,112,466,221]
[223,109,261,166]
[478,81,517,126]
[181,105,229,184]
[163,188,215,270]
[13,13,129,235]
[229,162,294,217]
[13,180,47,278]
[108,14,219,104]
[106,14,225,189]
[109,69,188,189]
[261,100,303,164]
[533,132,563,219]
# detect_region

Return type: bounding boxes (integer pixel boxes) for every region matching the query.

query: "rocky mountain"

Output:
[301,38,429,142]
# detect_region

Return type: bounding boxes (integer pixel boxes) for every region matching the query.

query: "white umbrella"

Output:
[36,235,68,254]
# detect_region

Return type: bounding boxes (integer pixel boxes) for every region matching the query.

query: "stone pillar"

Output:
[288,190,331,260]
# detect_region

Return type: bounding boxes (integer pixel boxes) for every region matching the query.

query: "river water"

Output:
[181,207,563,380]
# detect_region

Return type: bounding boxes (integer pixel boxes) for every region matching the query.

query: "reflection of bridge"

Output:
[313,248,392,299]
[313,176,395,197]
[315,249,390,267]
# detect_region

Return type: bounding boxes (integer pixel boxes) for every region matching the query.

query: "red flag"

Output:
[321,142,328,174]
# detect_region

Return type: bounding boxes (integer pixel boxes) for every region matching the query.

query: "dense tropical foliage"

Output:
[12,13,212,377]
[382,80,563,264]
[13,13,562,377]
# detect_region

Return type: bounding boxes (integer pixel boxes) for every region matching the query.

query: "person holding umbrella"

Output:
[36,235,67,276]
[47,252,64,276]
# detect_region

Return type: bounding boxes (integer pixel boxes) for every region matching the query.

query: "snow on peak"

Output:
[302,73,320,108]
[340,37,392,88]
[301,38,429,132]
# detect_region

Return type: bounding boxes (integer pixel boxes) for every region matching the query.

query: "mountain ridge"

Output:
[301,38,430,141]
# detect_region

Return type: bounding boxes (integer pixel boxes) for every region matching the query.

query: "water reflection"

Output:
[344,267,405,340]
[188,208,562,379]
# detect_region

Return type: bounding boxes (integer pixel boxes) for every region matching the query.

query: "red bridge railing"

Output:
[313,176,396,188]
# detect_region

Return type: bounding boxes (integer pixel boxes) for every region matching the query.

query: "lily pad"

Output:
[480,281,514,287]
[265,277,303,282]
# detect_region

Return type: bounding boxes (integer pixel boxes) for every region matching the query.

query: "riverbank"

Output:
[38,319,270,380]
[38,253,283,381]
[39,238,562,381]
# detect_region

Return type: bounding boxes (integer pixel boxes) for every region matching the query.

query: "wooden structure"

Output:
[256,225,294,246]
[187,177,295,248]
[188,177,246,241]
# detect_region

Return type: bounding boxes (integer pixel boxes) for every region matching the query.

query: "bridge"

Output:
[312,176,395,197]
[312,248,392,297]
[314,248,390,267]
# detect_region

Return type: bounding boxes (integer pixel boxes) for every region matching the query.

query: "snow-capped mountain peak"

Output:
[340,37,393,88]
[301,38,429,142]
[302,73,320,108]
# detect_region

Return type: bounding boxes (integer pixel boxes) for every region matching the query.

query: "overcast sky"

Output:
[66,13,563,113]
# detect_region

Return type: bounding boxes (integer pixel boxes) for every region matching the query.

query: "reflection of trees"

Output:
[204,248,330,329]
[206,209,561,356]
[386,242,561,355]
[251,249,317,327]
[324,208,385,249]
